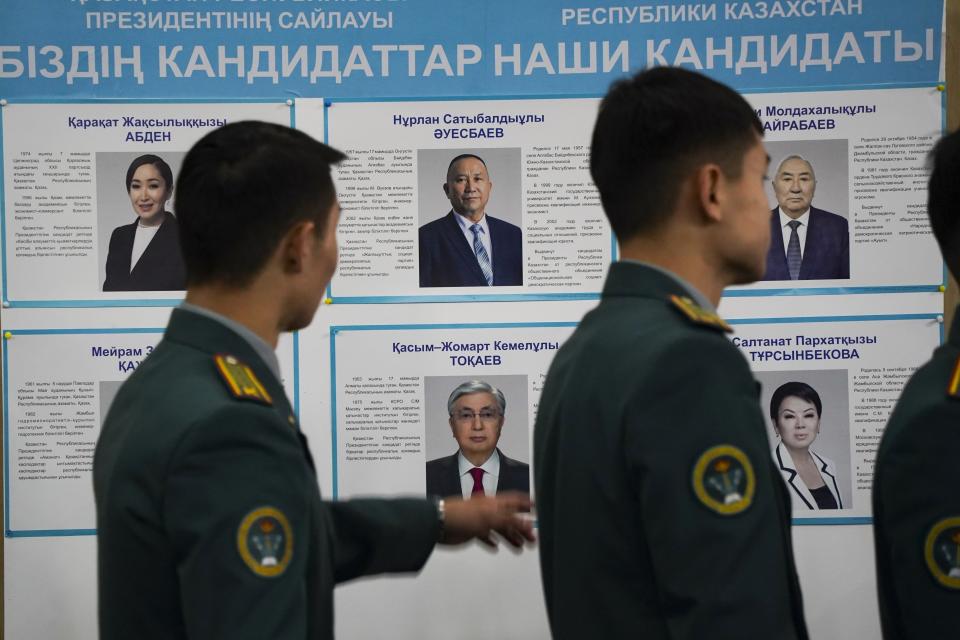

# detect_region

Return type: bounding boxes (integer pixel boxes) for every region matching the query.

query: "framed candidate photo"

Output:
[422,374,530,499]
[416,148,525,289]
[756,368,852,513]
[416,147,523,230]
[95,151,187,293]
[756,138,851,283]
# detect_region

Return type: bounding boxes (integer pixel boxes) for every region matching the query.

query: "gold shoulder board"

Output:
[214,354,273,406]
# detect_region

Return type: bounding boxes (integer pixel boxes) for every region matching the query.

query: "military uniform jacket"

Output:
[94,309,439,640]
[873,306,960,639]
[534,262,808,639]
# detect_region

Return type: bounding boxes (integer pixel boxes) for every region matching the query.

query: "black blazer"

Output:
[425,449,530,498]
[103,212,186,292]
[418,211,523,287]
[762,206,850,281]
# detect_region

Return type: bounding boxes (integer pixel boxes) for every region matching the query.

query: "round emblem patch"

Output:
[924,516,960,590]
[236,506,294,578]
[692,444,756,515]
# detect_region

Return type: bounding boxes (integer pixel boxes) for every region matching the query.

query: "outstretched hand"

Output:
[440,492,536,548]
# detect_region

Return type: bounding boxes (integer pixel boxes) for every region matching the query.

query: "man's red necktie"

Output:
[469,467,485,498]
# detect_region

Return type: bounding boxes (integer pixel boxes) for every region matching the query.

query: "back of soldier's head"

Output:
[927,129,960,279]
[175,121,345,287]
[590,66,763,242]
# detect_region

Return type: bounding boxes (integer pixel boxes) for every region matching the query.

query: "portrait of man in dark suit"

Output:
[418,154,523,287]
[762,155,849,281]
[426,380,530,499]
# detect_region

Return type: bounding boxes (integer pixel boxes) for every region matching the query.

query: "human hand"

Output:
[439,492,536,549]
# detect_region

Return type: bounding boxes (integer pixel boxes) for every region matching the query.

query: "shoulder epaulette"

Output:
[947,355,960,399]
[669,294,732,333]
[214,354,273,406]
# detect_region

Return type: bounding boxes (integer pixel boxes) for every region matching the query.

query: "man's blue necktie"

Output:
[471,223,494,286]
[786,220,802,280]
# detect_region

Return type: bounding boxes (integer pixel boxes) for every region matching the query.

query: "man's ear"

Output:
[695,163,725,223]
[281,220,317,274]
[442,182,450,197]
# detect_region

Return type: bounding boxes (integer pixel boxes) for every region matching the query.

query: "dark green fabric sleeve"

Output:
[623,334,800,639]
[875,402,960,639]
[330,497,439,583]
[163,404,313,640]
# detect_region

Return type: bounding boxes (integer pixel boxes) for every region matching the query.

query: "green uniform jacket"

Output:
[534,262,807,639]
[873,306,960,639]
[94,309,439,640]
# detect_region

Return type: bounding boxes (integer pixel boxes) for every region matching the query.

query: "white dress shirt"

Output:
[457,449,500,498]
[453,211,493,263]
[778,207,811,260]
[130,223,161,271]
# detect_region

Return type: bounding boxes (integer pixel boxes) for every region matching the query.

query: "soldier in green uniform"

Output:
[873,130,960,639]
[534,67,808,638]
[93,122,534,640]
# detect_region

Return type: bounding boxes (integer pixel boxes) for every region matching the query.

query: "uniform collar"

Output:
[179,302,281,382]
[162,307,298,430]
[603,260,712,309]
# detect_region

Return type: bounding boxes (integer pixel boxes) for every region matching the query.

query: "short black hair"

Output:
[125,154,174,193]
[590,66,763,241]
[927,129,960,278]
[769,381,822,422]
[446,154,487,179]
[175,121,345,287]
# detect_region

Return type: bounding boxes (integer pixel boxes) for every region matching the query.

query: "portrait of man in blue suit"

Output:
[762,155,849,281]
[418,154,523,287]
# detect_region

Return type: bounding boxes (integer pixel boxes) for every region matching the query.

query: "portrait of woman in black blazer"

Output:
[102,154,186,292]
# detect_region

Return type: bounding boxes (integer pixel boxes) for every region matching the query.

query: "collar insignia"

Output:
[214,354,273,406]
[669,295,732,332]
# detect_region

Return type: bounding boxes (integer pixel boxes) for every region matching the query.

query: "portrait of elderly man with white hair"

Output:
[762,154,849,281]
[426,380,530,499]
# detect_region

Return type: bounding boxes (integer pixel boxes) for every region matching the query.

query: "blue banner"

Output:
[0,0,944,98]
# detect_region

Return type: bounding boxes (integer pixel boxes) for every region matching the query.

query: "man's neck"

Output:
[781,206,810,220]
[460,448,497,468]
[184,284,283,348]
[454,210,485,224]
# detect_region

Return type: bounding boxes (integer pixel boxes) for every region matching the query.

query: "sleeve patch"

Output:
[215,354,273,406]
[237,506,294,578]
[692,444,755,516]
[669,295,732,333]
[924,517,960,590]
